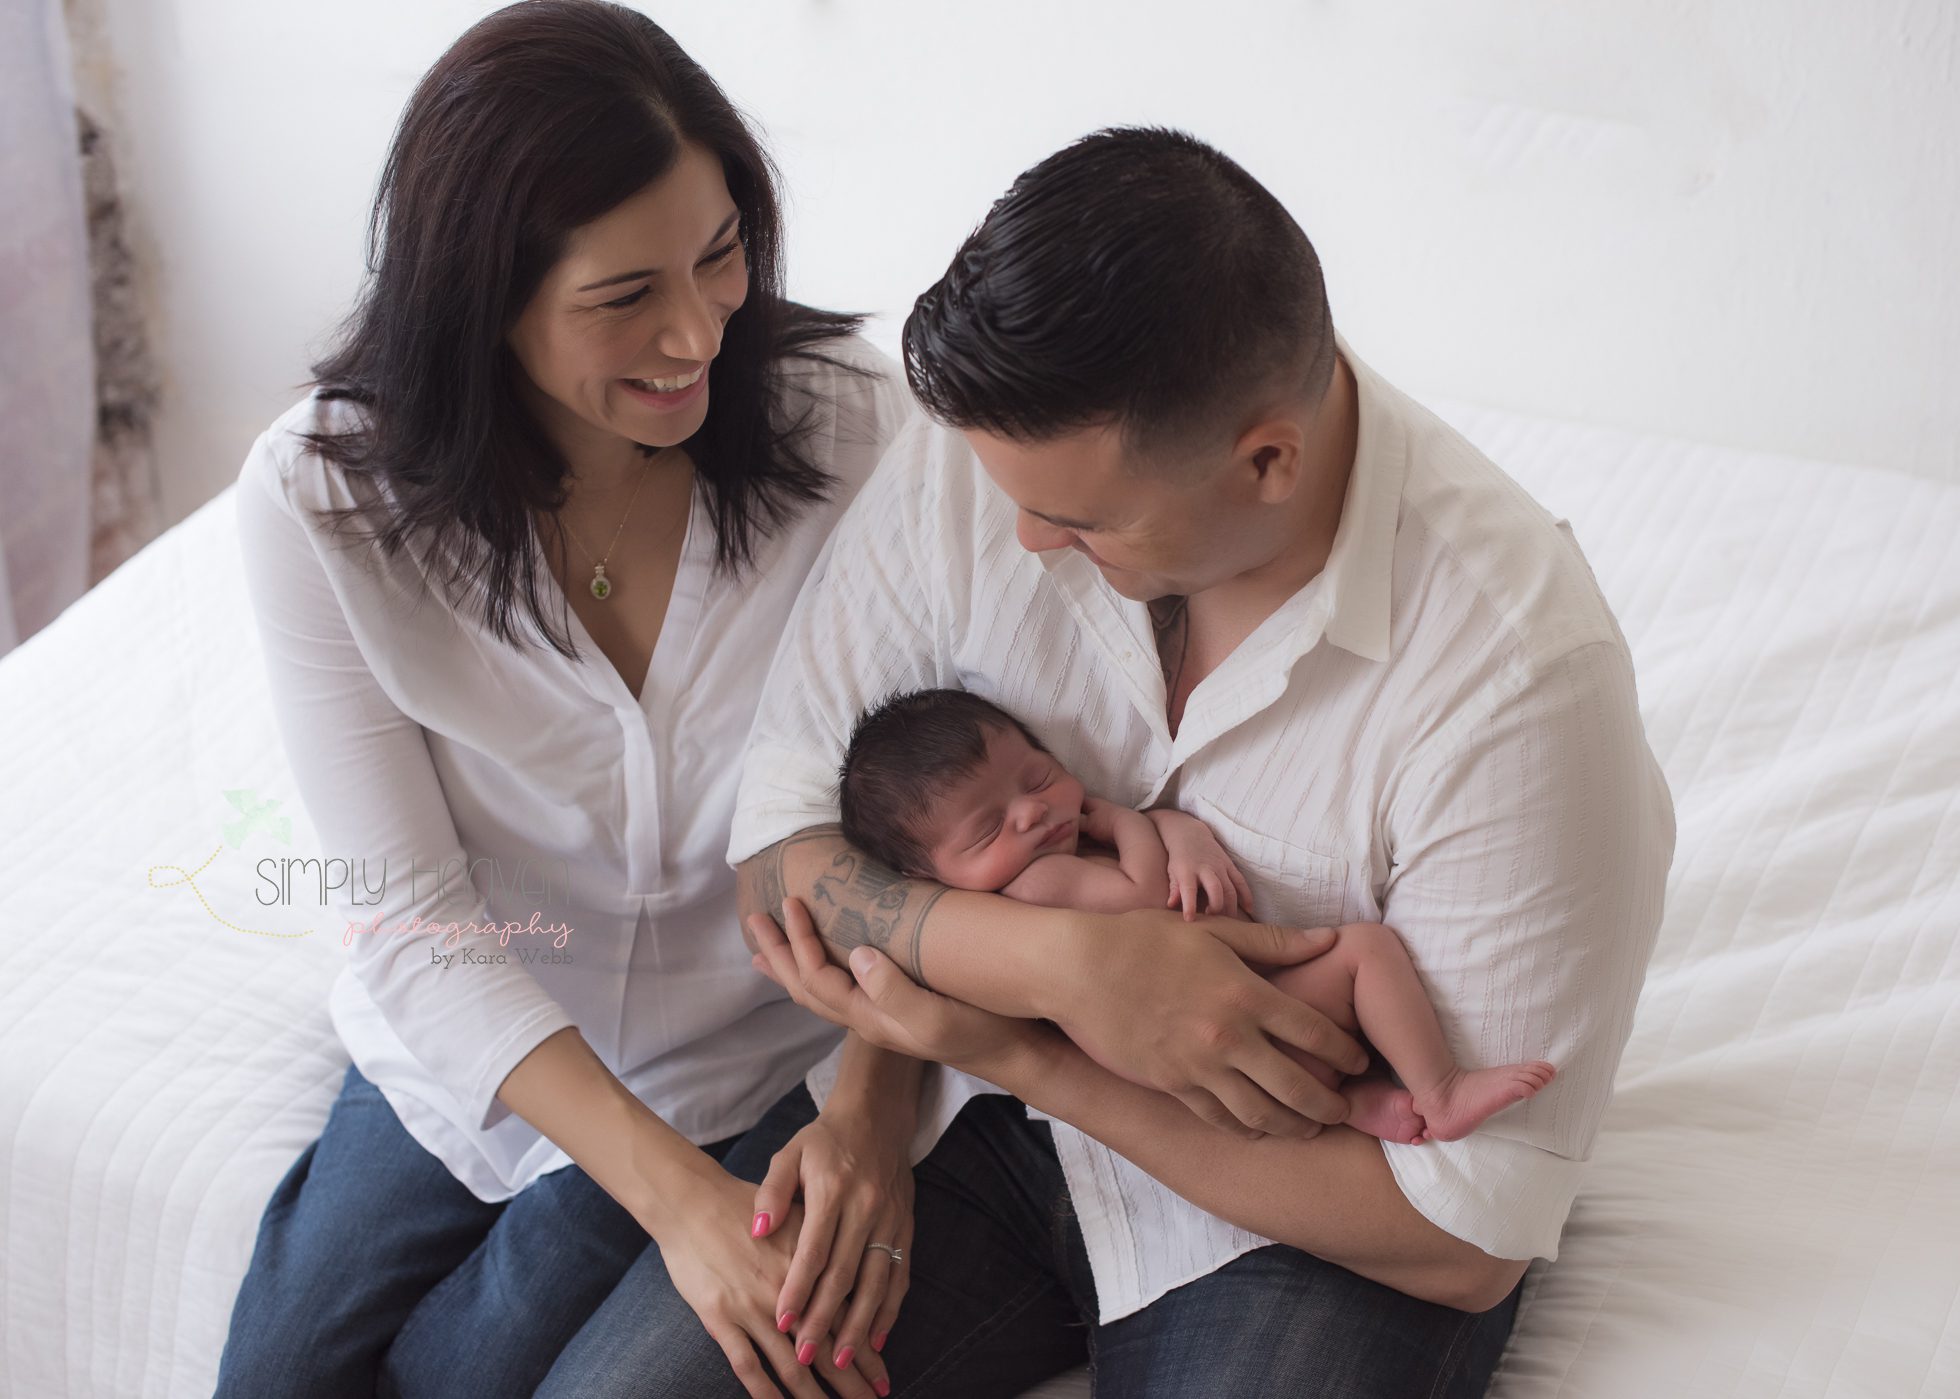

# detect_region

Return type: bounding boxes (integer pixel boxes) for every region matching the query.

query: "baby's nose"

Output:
[1013,798,1047,831]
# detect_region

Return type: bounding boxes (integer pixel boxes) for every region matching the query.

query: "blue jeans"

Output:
[537,1089,1526,1398]
[213,1062,744,1399]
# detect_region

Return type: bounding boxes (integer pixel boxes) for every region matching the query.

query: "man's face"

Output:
[961,421,1262,601]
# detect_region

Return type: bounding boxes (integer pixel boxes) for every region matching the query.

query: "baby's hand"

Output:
[1154,811,1256,921]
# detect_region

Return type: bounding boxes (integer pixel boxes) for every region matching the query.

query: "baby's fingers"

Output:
[1228,863,1255,918]
[1199,868,1229,918]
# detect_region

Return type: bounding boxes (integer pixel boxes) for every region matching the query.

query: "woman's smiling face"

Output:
[507,140,749,458]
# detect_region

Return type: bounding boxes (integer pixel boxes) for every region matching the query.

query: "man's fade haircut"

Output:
[839,688,1050,878]
[900,126,1336,463]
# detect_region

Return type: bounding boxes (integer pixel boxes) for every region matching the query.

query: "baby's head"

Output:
[840,688,1087,892]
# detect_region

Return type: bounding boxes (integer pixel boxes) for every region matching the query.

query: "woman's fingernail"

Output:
[875,1379,891,1397]
[777,1310,796,1333]
[796,1340,816,1366]
[872,1330,888,1352]
[834,1346,855,1369]
[751,1211,771,1238]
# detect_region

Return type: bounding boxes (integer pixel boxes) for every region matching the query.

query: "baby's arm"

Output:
[1002,798,1171,913]
[1080,797,1173,907]
[1146,808,1256,920]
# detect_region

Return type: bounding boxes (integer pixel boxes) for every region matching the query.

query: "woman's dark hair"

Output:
[306,0,867,657]
[839,688,1049,876]
[901,126,1335,461]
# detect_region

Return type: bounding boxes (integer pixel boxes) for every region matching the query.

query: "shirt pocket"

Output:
[1184,793,1359,931]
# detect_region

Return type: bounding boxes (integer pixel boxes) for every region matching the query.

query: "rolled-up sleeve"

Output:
[1378,638,1676,1260]
[234,440,575,1131]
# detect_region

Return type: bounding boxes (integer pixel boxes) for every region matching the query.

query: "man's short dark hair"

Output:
[901,126,1335,461]
[839,688,1048,877]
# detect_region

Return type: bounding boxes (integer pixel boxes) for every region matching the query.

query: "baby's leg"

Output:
[1277,923,1557,1144]
[1262,938,1426,1146]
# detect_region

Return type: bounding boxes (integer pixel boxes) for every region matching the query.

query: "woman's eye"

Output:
[701,239,741,268]
[600,286,649,311]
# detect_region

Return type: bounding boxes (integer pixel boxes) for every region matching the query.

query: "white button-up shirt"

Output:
[235,336,913,1201]
[728,336,1676,1321]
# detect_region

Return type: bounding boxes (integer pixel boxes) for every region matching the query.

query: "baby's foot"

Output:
[1343,1076,1428,1146]
[1409,1062,1557,1143]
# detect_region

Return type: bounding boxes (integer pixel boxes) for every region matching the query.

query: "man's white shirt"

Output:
[727,336,1675,1321]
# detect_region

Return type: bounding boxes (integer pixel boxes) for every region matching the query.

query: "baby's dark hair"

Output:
[839,688,1049,877]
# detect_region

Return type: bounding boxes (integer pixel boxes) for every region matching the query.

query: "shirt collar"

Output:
[1317,331,1405,665]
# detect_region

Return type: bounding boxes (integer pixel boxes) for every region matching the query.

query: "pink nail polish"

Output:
[834,1346,855,1369]
[875,1379,891,1397]
[872,1330,888,1352]
[777,1310,796,1333]
[796,1340,816,1366]
[751,1211,771,1238]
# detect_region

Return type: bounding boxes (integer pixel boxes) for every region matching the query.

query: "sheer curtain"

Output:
[0,0,93,658]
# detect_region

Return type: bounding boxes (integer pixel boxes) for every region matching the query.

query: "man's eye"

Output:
[601,287,649,310]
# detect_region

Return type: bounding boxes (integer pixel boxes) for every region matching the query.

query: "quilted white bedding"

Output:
[1,404,1954,1399]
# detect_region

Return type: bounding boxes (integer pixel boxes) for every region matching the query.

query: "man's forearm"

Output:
[993,1032,1526,1312]
[738,824,1077,1016]
[825,1029,926,1134]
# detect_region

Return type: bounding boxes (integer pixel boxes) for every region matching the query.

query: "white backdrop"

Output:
[89,0,1960,526]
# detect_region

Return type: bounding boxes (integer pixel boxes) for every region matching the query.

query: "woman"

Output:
[215,5,919,1397]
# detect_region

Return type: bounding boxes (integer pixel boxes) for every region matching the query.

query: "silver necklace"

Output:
[559,454,658,601]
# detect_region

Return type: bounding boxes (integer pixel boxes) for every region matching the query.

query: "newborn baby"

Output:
[838,687,1556,1146]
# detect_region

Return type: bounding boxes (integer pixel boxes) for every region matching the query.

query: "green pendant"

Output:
[590,564,612,600]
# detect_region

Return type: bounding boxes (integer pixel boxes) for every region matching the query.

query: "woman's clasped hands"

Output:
[664,1086,914,1398]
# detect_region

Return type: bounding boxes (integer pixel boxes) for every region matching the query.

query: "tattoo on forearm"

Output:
[746,839,789,924]
[739,824,948,988]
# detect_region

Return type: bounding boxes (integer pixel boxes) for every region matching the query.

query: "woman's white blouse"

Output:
[234,336,911,1201]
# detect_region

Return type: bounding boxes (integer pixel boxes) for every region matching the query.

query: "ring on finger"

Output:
[864,1242,905,1264]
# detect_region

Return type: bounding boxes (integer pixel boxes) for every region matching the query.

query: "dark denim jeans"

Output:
[219,1064,1522,1398]
[536,1088,1526,1399]
[213,1062,743,1399]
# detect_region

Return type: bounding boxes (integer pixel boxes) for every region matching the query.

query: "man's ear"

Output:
[1233,415,1309,503]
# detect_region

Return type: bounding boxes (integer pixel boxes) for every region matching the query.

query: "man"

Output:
[732,127,1674,1397]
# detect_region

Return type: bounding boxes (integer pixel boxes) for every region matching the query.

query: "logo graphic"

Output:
[221,787,293,849]
[147,788,311,939]
[147,789,576,956]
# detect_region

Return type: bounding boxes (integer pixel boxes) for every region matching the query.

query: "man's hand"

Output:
[1045,910,1370,1138]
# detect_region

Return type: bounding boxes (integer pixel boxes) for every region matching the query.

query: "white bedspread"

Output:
[1,404,1954,1398]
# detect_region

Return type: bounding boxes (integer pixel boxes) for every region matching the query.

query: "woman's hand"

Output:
[750,1105,914,1378]
[653,1165,892,1399]
[748,899,1056,1082]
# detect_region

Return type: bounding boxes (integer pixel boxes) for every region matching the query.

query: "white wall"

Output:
[93,0,1960,526]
